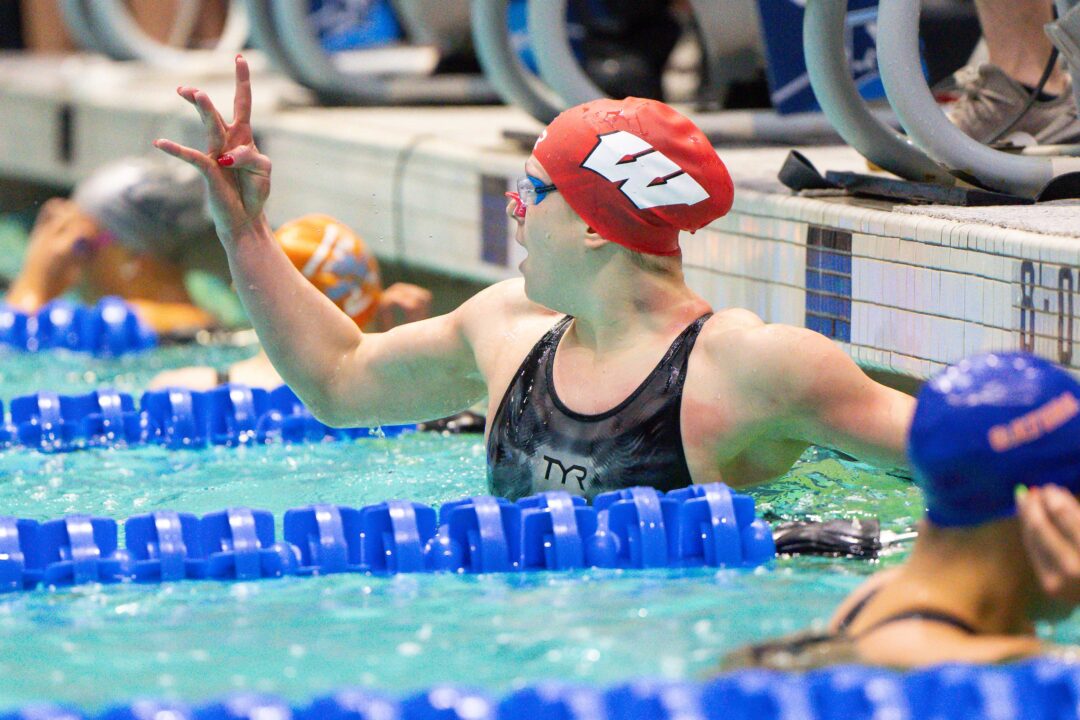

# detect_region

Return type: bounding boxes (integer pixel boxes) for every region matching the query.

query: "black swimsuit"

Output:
[834,588,978,636]
[486,313,711,501]
[725,588,978,670]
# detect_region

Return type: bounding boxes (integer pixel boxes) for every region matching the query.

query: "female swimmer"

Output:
[724,352,1080,669]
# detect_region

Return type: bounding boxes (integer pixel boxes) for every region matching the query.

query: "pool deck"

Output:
[1,52,1078,381]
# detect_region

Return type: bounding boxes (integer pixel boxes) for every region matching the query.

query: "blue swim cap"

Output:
[909,352,1080,527]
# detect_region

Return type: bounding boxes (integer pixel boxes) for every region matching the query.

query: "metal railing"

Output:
[256,0,497,105]
[803,0,1080,198]
[59,0,249,68]
[803,0,955,184]
[875,0,1080,196]
[60,0,1080,194]
[470,0,568,124]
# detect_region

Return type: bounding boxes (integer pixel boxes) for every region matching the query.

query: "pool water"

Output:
[0,342,256,399]
[0,341,1073,711]
[0,443,885,712]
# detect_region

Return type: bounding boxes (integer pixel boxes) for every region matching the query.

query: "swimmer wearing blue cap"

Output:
[725,351,1080,670]
[154,57,914,500]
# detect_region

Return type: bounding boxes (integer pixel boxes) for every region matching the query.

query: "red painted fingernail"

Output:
[217,154,235,167]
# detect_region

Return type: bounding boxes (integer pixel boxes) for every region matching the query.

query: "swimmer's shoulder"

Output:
[694,310,804,382]
[700,313,832,356]
[701,307,765,335]
[697,313,858,400]
[826,568,901,633]
[456,279,562,372]
[697,310,830,362]
[457,279,560,337]
[693,308,763,360]
[853,623,1045,668]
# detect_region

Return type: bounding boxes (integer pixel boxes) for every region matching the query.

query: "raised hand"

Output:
[153,55,271,244]
[1019,485,1080,605]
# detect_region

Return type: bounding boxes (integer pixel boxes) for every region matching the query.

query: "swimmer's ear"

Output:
[583,226,609,250]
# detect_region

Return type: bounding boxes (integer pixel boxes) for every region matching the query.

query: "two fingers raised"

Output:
[154,55,258,172]
[1019,485,1080,601]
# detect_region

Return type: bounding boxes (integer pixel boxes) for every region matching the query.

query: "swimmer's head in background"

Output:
[531,97,734,256]
[274,214,383,327]
[908,352,1080,528]
[72,156,216,263]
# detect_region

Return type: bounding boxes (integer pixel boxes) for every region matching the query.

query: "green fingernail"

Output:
[1015,485,1029,502]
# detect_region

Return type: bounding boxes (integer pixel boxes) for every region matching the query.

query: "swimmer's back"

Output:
[721,569,1046,671]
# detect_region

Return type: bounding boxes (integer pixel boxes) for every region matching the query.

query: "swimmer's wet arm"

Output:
[153,56,485,426]
[750,325,915,469]
[315,280,529,425]
[309,309,488,427]
[217,217,486,427]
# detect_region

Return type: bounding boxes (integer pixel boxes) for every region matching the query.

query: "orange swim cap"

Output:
[274,214,383,327]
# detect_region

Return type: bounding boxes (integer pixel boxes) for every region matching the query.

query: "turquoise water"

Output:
[0,435,485,522]
[0,343,257,399]
[0,344,1068,711]
[0,393,905,710]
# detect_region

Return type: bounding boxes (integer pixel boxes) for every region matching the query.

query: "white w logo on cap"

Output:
[582,131,709,210]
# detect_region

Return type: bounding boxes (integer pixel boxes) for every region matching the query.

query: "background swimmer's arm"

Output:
[6,198,97,311]
[373,282,433,331]
[746,325,915,469]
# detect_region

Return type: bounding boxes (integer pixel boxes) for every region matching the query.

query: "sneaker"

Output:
[944,63,1080,145]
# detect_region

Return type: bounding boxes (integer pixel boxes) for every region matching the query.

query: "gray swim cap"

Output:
[72,157,216,262]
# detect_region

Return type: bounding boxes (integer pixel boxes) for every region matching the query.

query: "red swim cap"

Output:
[532,97,734,256]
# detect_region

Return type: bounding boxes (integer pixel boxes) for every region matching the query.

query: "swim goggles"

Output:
[74,230,116,257]
[517,175,558,206]
[505,175,559,219]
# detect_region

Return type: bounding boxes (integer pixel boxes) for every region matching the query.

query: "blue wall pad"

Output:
[6,660,1080,719]
[2,383,415,453]
[0,298,156,355]
[0,485,774,593]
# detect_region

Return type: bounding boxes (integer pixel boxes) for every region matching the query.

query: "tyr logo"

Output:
[543,455,588,491]
[581,130,709,210]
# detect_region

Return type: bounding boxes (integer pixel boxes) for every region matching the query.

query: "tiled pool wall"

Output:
[693,190,1079,378]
